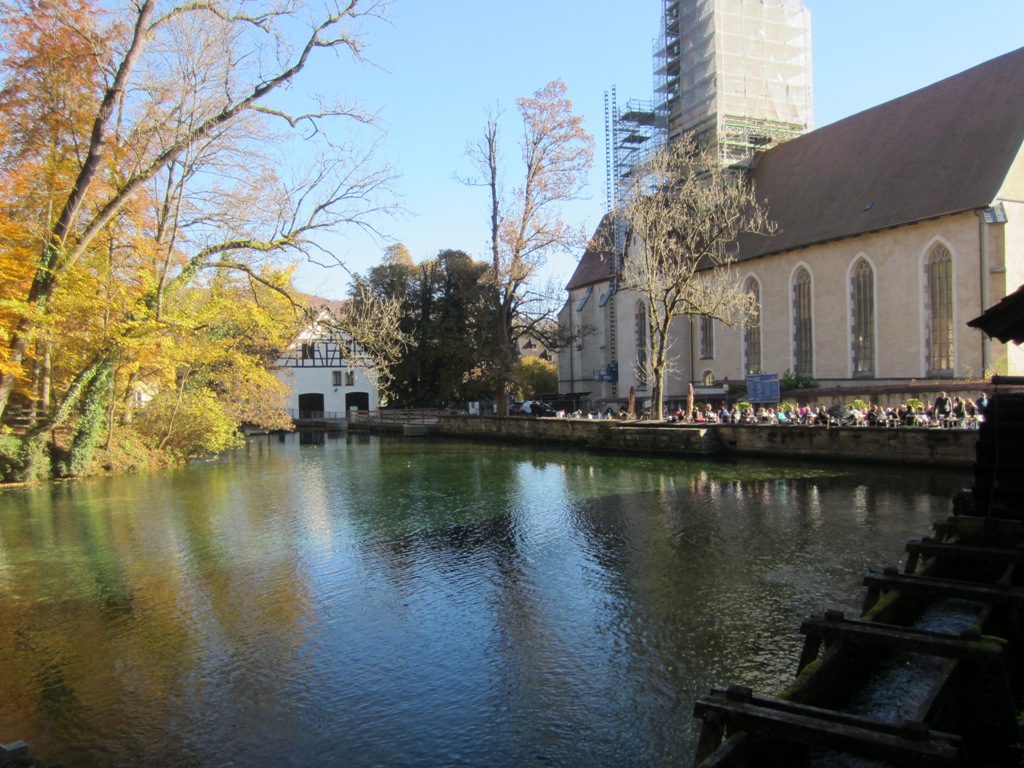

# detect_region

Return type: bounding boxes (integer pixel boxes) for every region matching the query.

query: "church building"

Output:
[559,46,1024,410]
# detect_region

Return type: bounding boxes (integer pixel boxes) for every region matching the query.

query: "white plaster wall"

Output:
[276,365,378,413]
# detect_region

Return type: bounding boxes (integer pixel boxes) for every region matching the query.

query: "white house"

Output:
[274,306,379,417]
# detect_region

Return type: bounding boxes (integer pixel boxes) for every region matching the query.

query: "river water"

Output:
[0,433,970,767]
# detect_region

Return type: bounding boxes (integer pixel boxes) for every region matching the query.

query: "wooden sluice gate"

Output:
[692,387,1024,767]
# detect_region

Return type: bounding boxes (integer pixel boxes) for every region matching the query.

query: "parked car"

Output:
[514,400,557,417]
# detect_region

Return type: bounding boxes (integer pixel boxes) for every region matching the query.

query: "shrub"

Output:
[781,369,818,389]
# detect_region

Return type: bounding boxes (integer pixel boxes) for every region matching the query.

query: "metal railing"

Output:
[286,409,347,421]
[347,409,444,425]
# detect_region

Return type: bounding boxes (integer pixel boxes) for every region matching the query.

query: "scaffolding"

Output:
[605,93,665,215]
[654,0,813,165]
[603,87,667,402]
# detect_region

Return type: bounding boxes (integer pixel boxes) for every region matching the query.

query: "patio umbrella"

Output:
[687,382,694,422]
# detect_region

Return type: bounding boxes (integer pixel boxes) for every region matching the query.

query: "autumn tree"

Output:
[463,79,593,415]
[355,247,491,406]
[0,0,395,479]
[619,137,773,421]
[514,356,557,401]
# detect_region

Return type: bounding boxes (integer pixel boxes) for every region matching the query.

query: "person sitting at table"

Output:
[951,396,967,427]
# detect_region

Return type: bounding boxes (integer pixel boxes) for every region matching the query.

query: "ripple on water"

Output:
[0,439,969,767]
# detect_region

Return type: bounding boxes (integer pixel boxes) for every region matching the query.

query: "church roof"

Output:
[566,212,616,290]
[739,45,1024,260]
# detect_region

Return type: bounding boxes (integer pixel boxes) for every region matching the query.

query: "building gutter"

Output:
[976,208,991,375]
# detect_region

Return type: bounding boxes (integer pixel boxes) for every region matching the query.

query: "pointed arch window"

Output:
[743,277,761,375]
[851,259,875,377]
[699,315,714,359]
[635,301,648,387]
[926,245,954,374]
[792,267,813,377]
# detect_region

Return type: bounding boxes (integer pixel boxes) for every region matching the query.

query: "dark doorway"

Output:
[298,392,325,417]
[346,392,370,412]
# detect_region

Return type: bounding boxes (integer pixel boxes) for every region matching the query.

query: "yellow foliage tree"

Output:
[0,0,395,479]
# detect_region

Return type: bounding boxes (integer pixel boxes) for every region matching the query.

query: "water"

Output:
[0,433,971,767]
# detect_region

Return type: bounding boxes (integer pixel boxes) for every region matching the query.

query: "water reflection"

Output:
[0,435,970,767]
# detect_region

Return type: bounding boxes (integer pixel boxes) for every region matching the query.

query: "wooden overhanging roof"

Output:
[968,284,1024,345]
[737,45,1024,260]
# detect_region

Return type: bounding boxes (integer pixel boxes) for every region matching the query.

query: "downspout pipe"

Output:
[976,208,991,376]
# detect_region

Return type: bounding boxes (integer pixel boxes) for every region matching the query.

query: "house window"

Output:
[635,301,648,386]
[744,277,762,375]
[927,244,954,374]
[301,342,316,360]
[702,370,715,386]
[792,267,813,377]
[699,315,714,359]
[344,371,355,387]
[332,370,342,387]
[851,258,875,377]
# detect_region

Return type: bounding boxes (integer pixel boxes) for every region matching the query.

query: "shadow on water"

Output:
[0,434,971,767]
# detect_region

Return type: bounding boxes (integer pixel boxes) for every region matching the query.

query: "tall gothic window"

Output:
[927,245,954,373]
[792,268,813,377]
[635,301,648,387]
[699,315,714,359]
[743,277,761,375]
[851,258,875,377]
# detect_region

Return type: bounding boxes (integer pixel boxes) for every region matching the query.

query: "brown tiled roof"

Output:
[739,46,1024,260]
[566,212,616,290]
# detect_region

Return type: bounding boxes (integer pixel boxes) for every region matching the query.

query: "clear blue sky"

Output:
[293,1,1024,300]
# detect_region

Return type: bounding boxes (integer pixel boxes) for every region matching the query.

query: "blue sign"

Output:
[746,373,780,404]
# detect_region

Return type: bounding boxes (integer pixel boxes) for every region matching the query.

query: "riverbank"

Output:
[426,417,978,469]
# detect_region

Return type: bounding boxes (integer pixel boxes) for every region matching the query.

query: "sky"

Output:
[291,1,1024,300]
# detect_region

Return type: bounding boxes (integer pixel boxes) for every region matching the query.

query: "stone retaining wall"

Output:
[716,423,975,467]
[438,416,719,455]
[436,417,978,468]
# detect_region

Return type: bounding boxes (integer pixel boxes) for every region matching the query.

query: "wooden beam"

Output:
[799,612,1004,663]
[862,568,1024,612]
[693,686,961,766]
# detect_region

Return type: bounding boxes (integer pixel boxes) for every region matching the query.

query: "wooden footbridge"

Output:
[693,385,1024,767]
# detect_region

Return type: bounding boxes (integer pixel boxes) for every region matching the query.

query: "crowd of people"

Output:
[560,391,989,428]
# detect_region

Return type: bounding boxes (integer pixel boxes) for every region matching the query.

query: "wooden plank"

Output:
[862,569,1024,605]
[799,612,1004,662]
[693,687,961,765]
[904,538,1024,573]
[931,516,1024,545]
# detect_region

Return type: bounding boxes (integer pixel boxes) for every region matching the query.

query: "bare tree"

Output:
[330,283,409,401]
[461,80,593,415]
[619,137,773,421]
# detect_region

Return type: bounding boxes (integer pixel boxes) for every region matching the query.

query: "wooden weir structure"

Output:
[693,385,1024,767]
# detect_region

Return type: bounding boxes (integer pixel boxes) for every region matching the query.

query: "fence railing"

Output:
[348,409,444,425]
[286,409,347,421]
